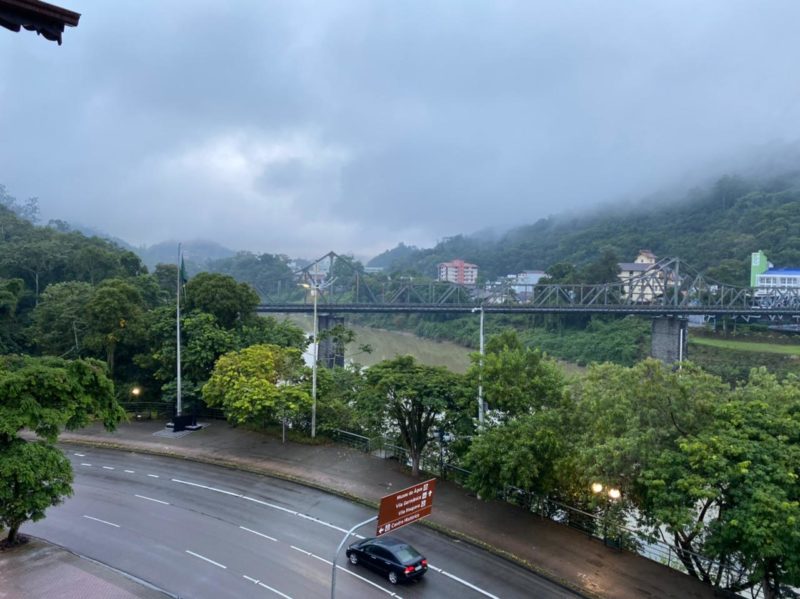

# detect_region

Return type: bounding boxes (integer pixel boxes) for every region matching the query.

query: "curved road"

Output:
[24,447,580,599]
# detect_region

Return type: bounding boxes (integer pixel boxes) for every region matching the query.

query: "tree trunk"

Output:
[762,574,776,599]
[411,452,420,477]
[106,342,116,376]
[6,522,20,544]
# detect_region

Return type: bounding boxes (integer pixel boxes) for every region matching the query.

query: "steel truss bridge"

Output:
[258,252,800,322]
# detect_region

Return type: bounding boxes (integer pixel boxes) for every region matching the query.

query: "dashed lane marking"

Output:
[239,526,277,542]
[290,544,402,598]
[81,470,498,598]
[83,515,120,528]
[80,463,92,467]
[437,569,500,598]
[185,550,226,569]
[135,494,170,505]
[257,581,293,599]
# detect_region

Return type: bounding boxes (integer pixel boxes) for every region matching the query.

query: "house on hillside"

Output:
[509,270,546,299]
[751,250,800,306]
[438,259,478,285]
[617,249,665,302]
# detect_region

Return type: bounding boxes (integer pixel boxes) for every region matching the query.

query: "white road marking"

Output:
[73,453,85,457]
[239,526,277,542]
[147,474,159,478]
[296,512,348,533]
[243,575,260,584]
[171,478,349,535]
[102,466,115,470]
[172,478,242,498]
[336,564,404,598]
[436,569,500,598]
[291,544,402,598]
[257,581,294,599]
[185,550,226,569]
[83,515,120,528]
[311,554,331,565]
[80,463,92,467]
[135,494,169,505]
[167,476,497,598]
[241,495,296,515]
[124,470,135,473]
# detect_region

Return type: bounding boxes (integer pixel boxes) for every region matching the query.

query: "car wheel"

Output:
[349,553,358,565]
[388,571,398,585]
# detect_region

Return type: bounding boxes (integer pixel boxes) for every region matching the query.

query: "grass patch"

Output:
[690,337,800,355]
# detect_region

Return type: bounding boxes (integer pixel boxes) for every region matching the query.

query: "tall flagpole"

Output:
[176,243,182,417]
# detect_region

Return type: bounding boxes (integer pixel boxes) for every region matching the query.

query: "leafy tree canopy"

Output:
[359,355,468,477]
[0,355,123,545]
[185,272,260,328]
[203,344,311,426]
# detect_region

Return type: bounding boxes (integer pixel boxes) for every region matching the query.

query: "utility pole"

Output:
[472,306,485,426]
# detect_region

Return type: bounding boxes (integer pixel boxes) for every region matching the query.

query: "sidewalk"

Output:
[22,421,718,599]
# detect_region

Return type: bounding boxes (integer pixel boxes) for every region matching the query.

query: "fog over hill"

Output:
[4,2,800,257]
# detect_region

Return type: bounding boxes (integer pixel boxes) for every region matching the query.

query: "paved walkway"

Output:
[12,421,719,599]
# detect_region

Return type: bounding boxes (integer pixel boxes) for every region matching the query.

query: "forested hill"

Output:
[375,174,800,285]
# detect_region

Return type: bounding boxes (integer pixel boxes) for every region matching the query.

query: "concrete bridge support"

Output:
[317,314,345,368]
[650,317,688,365]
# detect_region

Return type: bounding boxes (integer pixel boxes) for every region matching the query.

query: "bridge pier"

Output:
[318,314,345,368]
[650,317,688,365]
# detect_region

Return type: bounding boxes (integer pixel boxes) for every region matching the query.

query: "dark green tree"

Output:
[359,356,467,476]
[0,356,123,545]
[185,272,259,328]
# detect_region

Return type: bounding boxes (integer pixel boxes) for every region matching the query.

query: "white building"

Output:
[438,259,478,285]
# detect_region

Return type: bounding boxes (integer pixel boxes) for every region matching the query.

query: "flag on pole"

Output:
[180,255,188,285]
[176,244,184,417]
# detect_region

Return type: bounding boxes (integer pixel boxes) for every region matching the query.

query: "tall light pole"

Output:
[472,306,485,427]
[300,283,320,438]
[311,284,319,438]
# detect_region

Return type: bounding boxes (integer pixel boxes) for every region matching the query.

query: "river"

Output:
[285,315,473,373]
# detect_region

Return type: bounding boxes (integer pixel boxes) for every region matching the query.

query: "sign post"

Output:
[376,478,437,536]
[330,478,437,598]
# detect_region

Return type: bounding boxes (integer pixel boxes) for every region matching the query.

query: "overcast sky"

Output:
[2,1,800,260]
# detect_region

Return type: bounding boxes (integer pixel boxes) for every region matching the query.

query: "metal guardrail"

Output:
[331,429,370,452]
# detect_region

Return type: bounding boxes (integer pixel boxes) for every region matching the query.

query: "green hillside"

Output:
[379,174,800,283]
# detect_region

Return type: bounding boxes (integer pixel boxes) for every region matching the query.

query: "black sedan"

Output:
[346,536,428,584]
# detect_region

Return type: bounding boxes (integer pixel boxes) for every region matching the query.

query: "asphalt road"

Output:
[24,447,580,599]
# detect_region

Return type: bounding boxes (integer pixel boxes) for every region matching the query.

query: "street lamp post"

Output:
[300,280,325,439]
[591,482,622,546]
[311,284,319,438]
[472,306,485,427]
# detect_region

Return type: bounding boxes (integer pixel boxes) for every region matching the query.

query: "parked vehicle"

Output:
[346,536,427,584]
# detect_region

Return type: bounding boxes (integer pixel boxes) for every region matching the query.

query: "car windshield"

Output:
[393,545,421,564]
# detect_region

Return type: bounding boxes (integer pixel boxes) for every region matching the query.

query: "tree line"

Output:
[1,185,798,596]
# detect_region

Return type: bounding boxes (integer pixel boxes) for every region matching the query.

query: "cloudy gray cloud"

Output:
[2,0,800,260]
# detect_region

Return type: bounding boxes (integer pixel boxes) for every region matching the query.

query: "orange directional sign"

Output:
[376,478,437,536]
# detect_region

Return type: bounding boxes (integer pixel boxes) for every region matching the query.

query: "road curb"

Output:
[60,437,597,599]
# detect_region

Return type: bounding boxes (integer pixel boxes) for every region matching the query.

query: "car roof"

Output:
[365,536,408,548]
